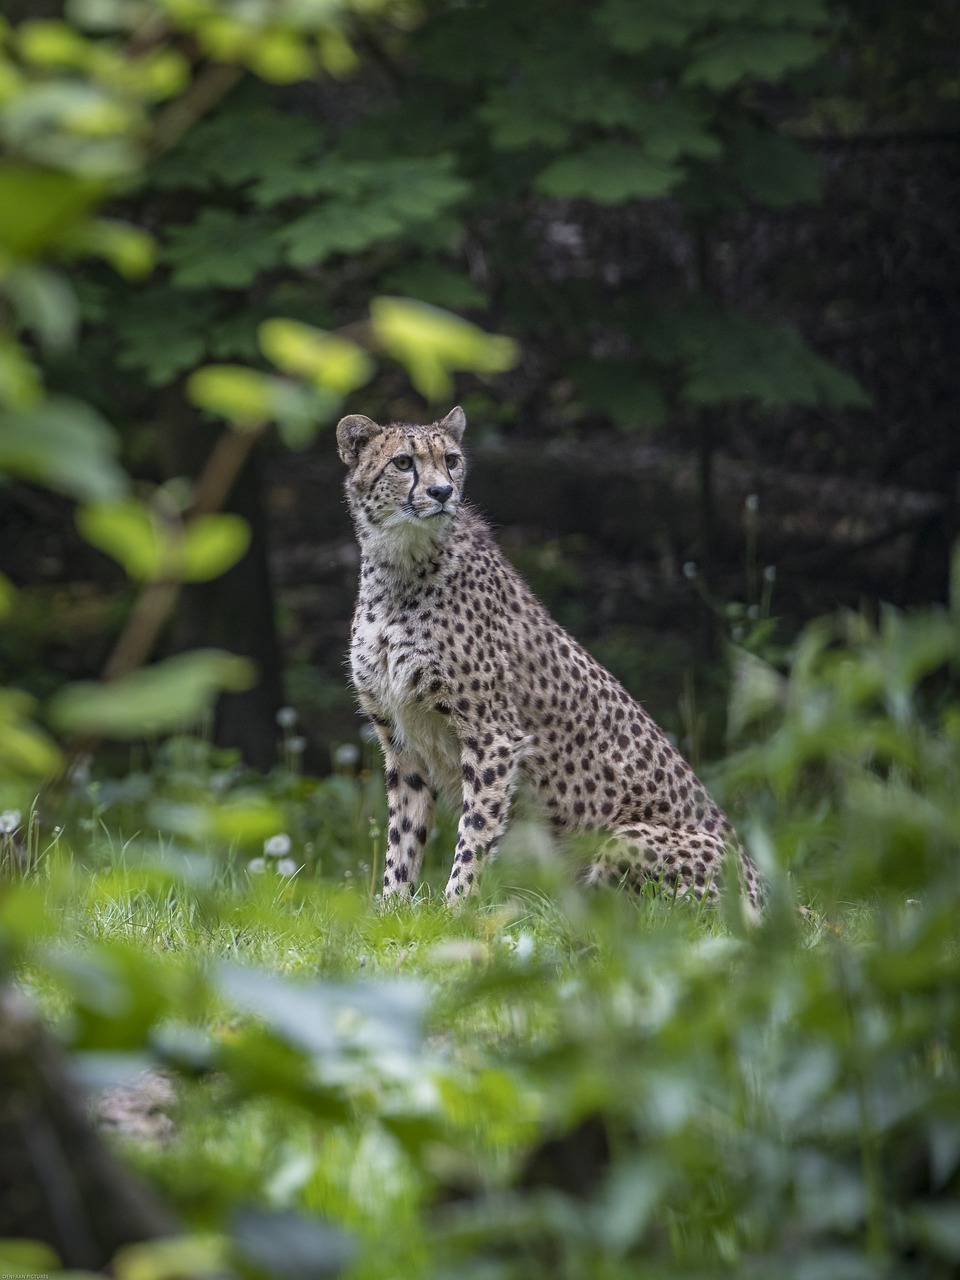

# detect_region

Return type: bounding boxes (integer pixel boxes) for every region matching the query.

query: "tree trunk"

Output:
[160,395,285,771]
[0,987,176,1266]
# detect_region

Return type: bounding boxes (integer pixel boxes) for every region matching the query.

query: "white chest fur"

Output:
[351,596,462,794]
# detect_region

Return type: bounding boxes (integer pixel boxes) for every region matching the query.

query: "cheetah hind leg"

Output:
[584,824,727,904]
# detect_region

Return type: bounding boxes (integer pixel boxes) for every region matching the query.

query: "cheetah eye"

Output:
[445,454,461,470]
[392,455,414,471]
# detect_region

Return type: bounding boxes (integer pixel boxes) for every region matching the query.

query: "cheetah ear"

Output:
[336,414,382,467]
[438,405,466,443]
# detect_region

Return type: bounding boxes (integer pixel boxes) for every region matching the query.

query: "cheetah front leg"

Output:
[446,727,527,900]
[378,743,436,899]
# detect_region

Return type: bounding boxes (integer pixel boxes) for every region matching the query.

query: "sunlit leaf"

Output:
[258,319,374,394]
[77,498,166,580]
[0,1241,61,1274]
[114,1236,227,1280]
[250,29,315,84]
[370,297,518,401]
[181,514,251,582]
[186,364,279,428]
[0,689,61,777]
[68,217,155,277]
[0,572,14,619]
[0,165,101,256]
[49,650,256,738]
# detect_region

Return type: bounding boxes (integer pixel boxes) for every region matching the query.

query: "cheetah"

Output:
[337,406,761,908]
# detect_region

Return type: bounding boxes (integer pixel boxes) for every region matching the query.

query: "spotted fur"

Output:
[337,406,761,907]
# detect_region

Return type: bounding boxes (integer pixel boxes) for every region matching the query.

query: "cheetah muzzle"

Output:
[337,406,761,909]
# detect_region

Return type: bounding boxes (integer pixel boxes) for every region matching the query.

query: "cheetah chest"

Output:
[351,608,461,788]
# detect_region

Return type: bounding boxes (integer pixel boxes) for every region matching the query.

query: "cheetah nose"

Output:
[427,483,453,503]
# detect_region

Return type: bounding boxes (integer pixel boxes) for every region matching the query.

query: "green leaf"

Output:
[69,217,155,277]
[380,263,486,311]
[248,29,316,84]
[0,164,101,256]
[148,105,320,195]
[269,157,467,263]
[597,0,696,53]
[258,319,374,394]
[3,264,79,350]
[0,397,126,501]
[676,311,870,410]
[164,209,283,288]
[16,19,93,69]
[113,1236,227,1280]
[536,143,684,203]
[181,514,251,582]
[49,650,256,738]
[721,123,821,206]
[186,365,282,428]
[113,288,221,384]
[370,297,518,401]
[229,1208,355,1280]
[150,797,286,847]
[0,572,14,619]
[216,967,427,1058]
[281,203,403,265]
[79,502,250,585]
[0,689,62,778]
[683,28,822,90]
[187,363,337,445]
[0,333,43,406]
[77,499,166,580]
[0,1241,62,1274]
[571,361,668,429]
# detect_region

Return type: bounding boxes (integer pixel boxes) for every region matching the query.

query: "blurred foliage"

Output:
[65,0,876,439]
[1,7,958,1274]
[1,568,959,1277]
[0,0,516,757]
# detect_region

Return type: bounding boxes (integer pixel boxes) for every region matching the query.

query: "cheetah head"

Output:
[336,407,467,543]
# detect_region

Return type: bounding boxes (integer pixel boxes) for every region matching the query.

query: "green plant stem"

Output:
[838,951,888,1259]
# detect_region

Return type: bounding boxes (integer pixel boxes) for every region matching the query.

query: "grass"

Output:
[11,820,729,1268]
[4,713,958,1278]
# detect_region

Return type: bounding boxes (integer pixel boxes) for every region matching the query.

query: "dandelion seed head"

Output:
[276,857,298,877]
[247,857,266,874]
[264,832,292,857]
[333,743,360,768]
[682,561,697,580]
[276,706,298,729]
[0,810,21,834]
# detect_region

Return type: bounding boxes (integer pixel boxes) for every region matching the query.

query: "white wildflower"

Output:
[745,493,759,512]
[276,706,298,729]
[333,743,360,769]
[682,561,697,580]
[763,565,777,583]
[287,735,307,754]
[276,857,298,877]
[264,832,292,857]
[247,857,266,874]
[0,810,21,834]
